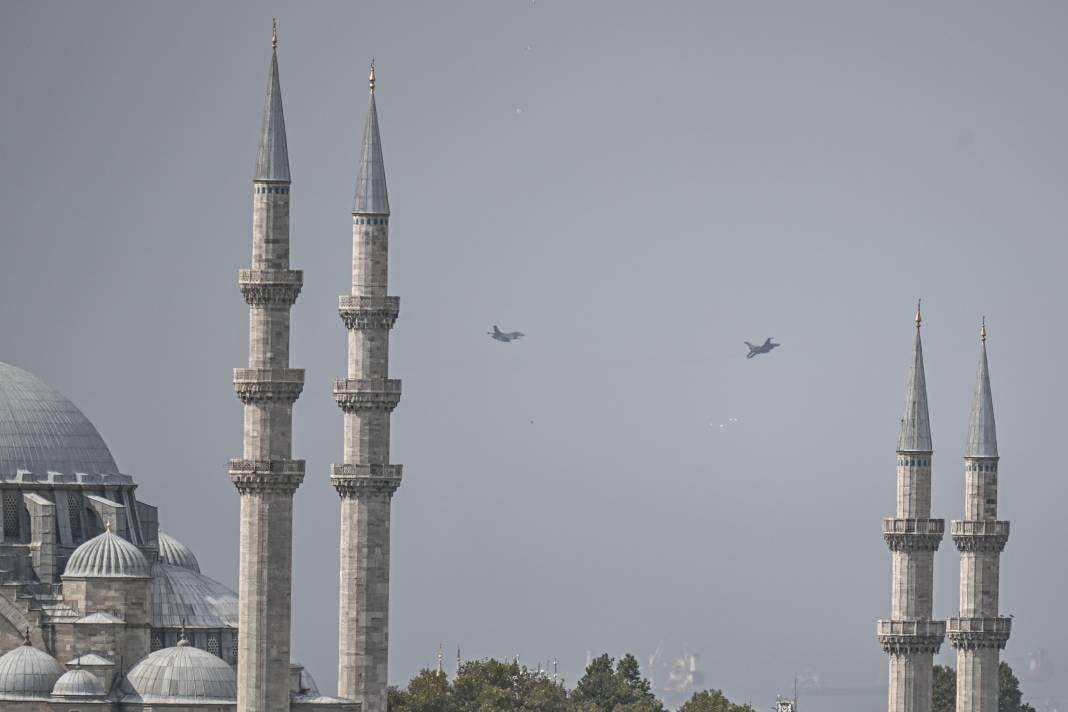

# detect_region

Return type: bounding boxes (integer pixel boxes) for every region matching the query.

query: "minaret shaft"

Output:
[333,70,400,712]
[879,312,944,712]
[230,42,304,712]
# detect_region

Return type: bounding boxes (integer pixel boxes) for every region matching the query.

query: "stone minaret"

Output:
[229,23,305,712]
[332,61,402,711]
[948,319,1011,712]
[878,302,945,712]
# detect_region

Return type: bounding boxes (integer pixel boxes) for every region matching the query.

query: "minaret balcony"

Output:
[233,368,305,404]
[950,519,1009,553]
[338,296,399,330]
[334,379,401,413]
[330,464,402,499]
[239,269,303,306]
[947,616,1011,651]
[876,619,946,655]
[228,459,305,495]
[882,518,944,552]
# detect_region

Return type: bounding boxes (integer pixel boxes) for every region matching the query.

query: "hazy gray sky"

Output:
[3,2,1067,709]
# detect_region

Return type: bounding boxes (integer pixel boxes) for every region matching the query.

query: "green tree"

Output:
[999,661,1036,712]
[932,665,955,712]
[449,658,568,712]
[570,653,663,712]
[929,662,1036,712]
[678,689,755,712]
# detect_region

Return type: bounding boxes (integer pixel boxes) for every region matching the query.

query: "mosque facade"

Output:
[0,28,391,712]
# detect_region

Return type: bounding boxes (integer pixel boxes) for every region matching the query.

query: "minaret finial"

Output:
[369,59,376,94]
[272,18,278,50]
[981,316,987,343]
[915,299,922,328]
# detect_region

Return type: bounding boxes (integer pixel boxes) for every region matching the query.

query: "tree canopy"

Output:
[931,662,1036,712]
[388,653,752,712]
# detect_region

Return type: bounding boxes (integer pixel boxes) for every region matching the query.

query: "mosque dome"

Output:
[64,529,151,578]
[52,668,106,698]
[0,640,66,699]
[158,531,201,573]
[149,562,238,628]
[0,361,119,477]
[123,638,236,704]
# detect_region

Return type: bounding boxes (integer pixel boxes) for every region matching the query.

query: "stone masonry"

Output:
[878,303,945,712]
[948,321,1011,712]
[229,27,305,712]
[332,62,402,712]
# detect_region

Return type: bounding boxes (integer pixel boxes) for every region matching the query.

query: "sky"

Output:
[2,1,1068,709]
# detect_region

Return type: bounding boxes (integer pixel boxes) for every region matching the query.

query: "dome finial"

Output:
[272,18,278,50]
[369,58,376,94]
[980,316,987,343]
[23,628,31,646]
[105,519,111,533]
[178,620,189,647]
[915,298,922,328]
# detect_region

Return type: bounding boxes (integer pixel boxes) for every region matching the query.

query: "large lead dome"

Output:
[0,362,119,476]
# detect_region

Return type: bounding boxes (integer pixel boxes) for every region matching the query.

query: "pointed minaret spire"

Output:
[255,20,290,182]
[897,299,933,452]
[966,317,997,458]
[352,59,389,215]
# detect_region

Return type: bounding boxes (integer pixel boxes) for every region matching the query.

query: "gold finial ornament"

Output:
[981,316,987,343]
[915,299,922,327]
[272,18,278,50]
[105,520,112,532]
[369,59,376,94]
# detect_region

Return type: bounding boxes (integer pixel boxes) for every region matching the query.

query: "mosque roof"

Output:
[158,531,201,573]
[0,361,119,477]
[122,638,236,704]
[0,639,66,700]
[352,62,389,215]
[74,612,125,624]
[255,30,290,182]
[52,668,106,698]
[149,562,239,628]
[63,529,151,579]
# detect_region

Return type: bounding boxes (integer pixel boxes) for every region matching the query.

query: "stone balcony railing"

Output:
[329,464,402,499]
[338,295,400,330]
[877,619,946,655]
[950,520,1010,553]
[233,368,305,404]
[333,379,402,413]
[946,616,1012,651]
[882,518,945,552]
[239,269,303,306]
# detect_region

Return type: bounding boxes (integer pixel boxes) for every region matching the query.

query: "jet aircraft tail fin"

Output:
[744,341,756,350]
[493,325,502,335]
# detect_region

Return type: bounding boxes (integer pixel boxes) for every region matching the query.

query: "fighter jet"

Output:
[488,325,524,343]
[745,337,780,359]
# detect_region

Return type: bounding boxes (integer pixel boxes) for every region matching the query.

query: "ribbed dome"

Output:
[149,562,238,628]
[123,639,236,703]
[64,529,151,578]
[0,642,65,699]
[158,531,201,573]
[52,668,106,698]
[0,362,119,477]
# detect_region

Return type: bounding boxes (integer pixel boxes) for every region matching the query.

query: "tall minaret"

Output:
[948,319,1011,712]
[331,60,402,712]
[878,301,945,712]
[229,21,305,712]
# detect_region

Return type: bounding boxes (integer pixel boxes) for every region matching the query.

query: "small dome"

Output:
[52,668,106,698]
[158,531,200,573]
[149,563,238,628]
[123,639,236,703]
[0,641,66,699]
[64,529,150,578]
[0,361,120,477]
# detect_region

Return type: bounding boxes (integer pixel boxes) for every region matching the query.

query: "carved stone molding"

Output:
[233,368,305,404]
[877,619,946,655]
[338,296,399,330]
[330,463,402,499]
[239,269,304,306]
[947,617,1012,651]
[951,520,1010,553]
[883,518,945,552]
[334,379,402,413]
[228,459,305,495]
